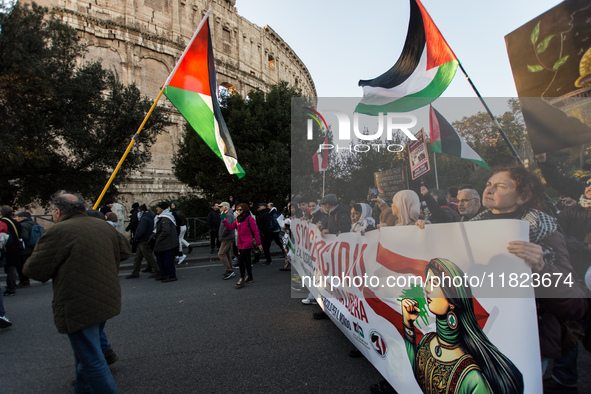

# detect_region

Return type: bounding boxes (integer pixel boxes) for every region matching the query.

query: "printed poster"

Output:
[505,0,591,154]
[408,128,430,180]
[291,219,544,393]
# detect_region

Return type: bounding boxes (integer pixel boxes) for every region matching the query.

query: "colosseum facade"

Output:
[22,0,316,207]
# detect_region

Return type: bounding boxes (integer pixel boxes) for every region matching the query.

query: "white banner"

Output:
[291,219,542,393]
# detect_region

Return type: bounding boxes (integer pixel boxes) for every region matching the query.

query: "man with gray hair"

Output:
[457,188,483,221]
[24,192,131,393]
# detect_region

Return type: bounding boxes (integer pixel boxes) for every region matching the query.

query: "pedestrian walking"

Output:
[23,192,131,393]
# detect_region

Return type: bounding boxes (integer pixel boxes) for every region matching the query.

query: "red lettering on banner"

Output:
[319,241,331,276]
[337,242,350,277]
[311,234,318,263]
[330,242,338,276]
[295,223,301,245]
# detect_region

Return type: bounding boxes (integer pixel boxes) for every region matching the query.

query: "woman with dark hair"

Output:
[470,166,587,388]
[288,202,303,219]
[402,258,524,394]
[350,203,376,233]
[419,186,460,223]
[222,203,262,288]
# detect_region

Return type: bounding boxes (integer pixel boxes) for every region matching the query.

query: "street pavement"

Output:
[1,244,383,394]
[2,243,591,393]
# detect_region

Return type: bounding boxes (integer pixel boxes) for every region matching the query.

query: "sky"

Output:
[236,0,564,100]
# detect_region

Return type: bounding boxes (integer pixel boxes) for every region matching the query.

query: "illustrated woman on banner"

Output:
[401,258,524,394]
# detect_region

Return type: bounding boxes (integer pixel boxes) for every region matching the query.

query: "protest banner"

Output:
[291,219,543,393]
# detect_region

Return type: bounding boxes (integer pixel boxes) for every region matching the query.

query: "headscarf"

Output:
[351,203,375,233]
[426,258,524,394]
[392,190,420,226]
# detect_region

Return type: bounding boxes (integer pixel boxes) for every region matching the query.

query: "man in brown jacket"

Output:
[24,192,131,394]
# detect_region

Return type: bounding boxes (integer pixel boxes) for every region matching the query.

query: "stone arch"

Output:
[219,82,236,101]
[84,45,124,81]
[139,57,170,98]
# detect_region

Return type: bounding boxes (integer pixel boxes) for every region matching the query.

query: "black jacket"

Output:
[1,217,22,267]
[19,218,35,256]
[558,204,591,278]
[421,193,460,223]
[538,160,591,277]
[135,211,155,243]
[256,208,271,236]
[206,209,221,232]
[126,208,139,234]
[327,204,351,235]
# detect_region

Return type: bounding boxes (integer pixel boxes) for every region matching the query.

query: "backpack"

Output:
[26,224,44,247]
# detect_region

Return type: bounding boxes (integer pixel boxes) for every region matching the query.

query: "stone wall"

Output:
[22,0,316,207]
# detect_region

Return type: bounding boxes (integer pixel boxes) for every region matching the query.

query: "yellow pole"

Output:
[92,87,165,210]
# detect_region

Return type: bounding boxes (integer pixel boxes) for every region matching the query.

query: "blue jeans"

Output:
[552,344,578,387]
[67,322,118,394]
[99,321,111,353]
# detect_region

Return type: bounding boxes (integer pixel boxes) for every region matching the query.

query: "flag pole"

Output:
[433,151,439,189]
[92,10,212,209]
[92,87,165,210]
[456,61,523,165]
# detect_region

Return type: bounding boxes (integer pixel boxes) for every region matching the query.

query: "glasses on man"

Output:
[457,198,477,205]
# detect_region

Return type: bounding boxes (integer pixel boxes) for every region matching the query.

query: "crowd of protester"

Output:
[2,159,591,393]
[290,163,591,394]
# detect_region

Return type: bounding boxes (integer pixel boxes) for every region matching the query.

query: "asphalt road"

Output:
[3,250,591,393]
[1,257,383,394]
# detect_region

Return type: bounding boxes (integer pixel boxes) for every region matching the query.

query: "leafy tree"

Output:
[0,2,169,206]
[173,81,305,210]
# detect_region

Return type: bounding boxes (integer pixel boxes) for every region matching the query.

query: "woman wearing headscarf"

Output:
[391,190,421,226]
[350,203,376,233]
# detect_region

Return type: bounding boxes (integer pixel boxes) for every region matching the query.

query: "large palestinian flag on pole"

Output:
[355,0,458,115]
[429,105,489,169]
[164,14,245,178]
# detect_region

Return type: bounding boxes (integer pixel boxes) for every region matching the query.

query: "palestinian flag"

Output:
[429,105,489,169]
[355,0,458,115]
[164,17,245,178]
[312,136,329,172]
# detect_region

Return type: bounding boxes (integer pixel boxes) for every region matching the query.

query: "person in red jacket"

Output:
[222,202,262,288]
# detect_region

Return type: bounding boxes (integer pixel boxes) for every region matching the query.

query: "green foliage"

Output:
[0,2,169,206]
[173,81,300,210]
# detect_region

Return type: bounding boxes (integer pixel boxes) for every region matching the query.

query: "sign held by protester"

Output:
[505,0,591,154]
[374,168,407,201]
[408,128,430,180]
